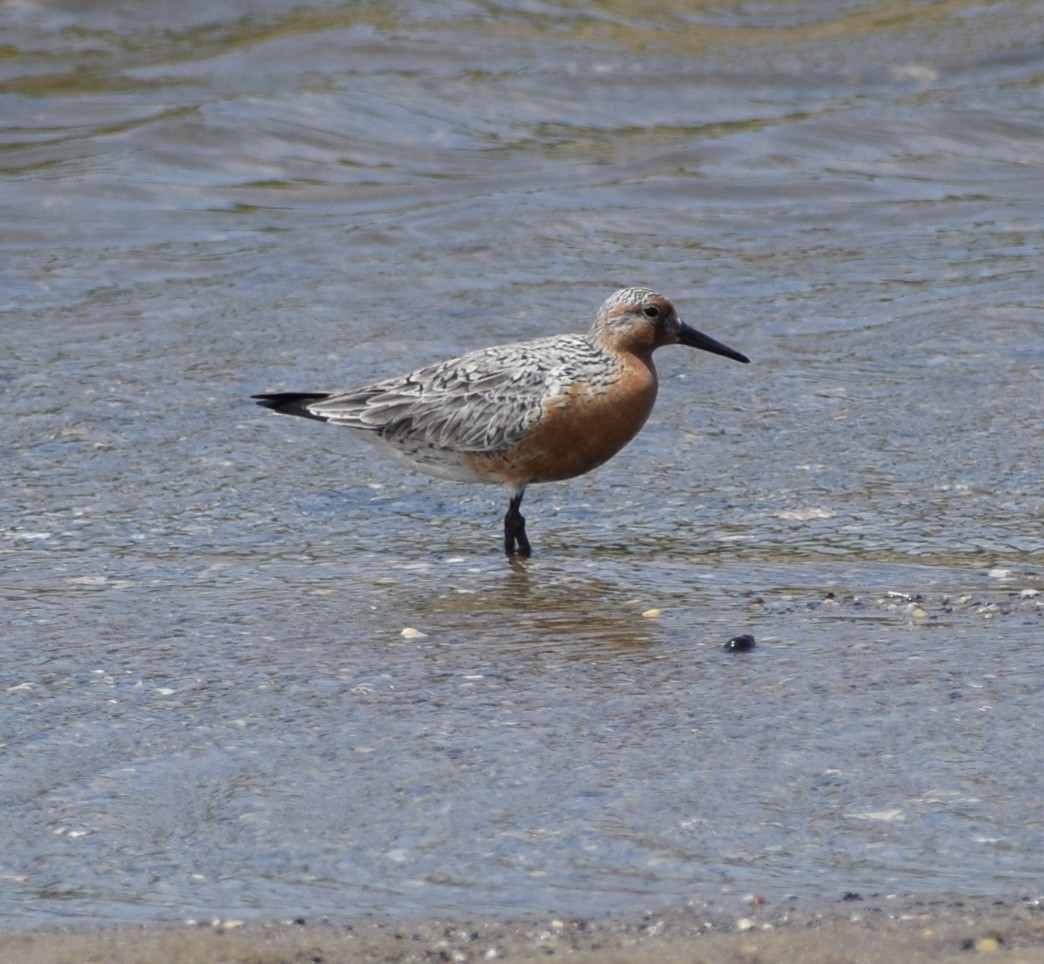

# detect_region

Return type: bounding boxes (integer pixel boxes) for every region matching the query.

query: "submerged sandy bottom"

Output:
[3,895,1042,964]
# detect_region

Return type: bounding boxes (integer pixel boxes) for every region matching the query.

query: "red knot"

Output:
[254,287,749,556]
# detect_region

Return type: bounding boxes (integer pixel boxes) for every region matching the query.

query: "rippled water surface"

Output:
[2,0,1042,926]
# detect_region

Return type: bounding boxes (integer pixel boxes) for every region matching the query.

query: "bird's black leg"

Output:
[504,491,531,557]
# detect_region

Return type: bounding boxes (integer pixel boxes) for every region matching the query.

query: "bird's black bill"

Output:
[677,322,750,364]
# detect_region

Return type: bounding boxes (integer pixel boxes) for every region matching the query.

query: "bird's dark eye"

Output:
[642,305,661,319]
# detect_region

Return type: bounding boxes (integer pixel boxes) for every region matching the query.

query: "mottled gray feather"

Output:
[306,333,619,454]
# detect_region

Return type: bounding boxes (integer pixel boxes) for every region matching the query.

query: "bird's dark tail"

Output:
[252,392,332,421]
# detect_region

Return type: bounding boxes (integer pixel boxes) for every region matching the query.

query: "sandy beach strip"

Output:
[2,894,1042,964]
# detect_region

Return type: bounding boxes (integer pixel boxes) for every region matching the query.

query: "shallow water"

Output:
[2,0,1042,927]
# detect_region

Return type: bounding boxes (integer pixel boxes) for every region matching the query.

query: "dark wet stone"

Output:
[724,634,756,652]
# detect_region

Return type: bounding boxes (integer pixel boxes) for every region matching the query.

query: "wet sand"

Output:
[4,895,1042,964]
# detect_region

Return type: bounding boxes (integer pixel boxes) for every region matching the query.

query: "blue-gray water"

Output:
[2,0,1042,927]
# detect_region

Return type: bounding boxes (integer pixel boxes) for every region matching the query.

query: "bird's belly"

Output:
[360,432,493,483]
[463,372,658,486]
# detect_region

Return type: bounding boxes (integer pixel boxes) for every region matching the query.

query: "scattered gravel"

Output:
[4,894,1043,964]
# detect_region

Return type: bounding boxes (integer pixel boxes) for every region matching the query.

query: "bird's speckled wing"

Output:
[305,334,612,454]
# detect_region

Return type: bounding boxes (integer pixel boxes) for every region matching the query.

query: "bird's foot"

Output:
[504,502,532,557]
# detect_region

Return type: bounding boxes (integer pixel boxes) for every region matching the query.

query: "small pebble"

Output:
[724,634,756,652]
[975,937,1001,954]
[400,627,427,639]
